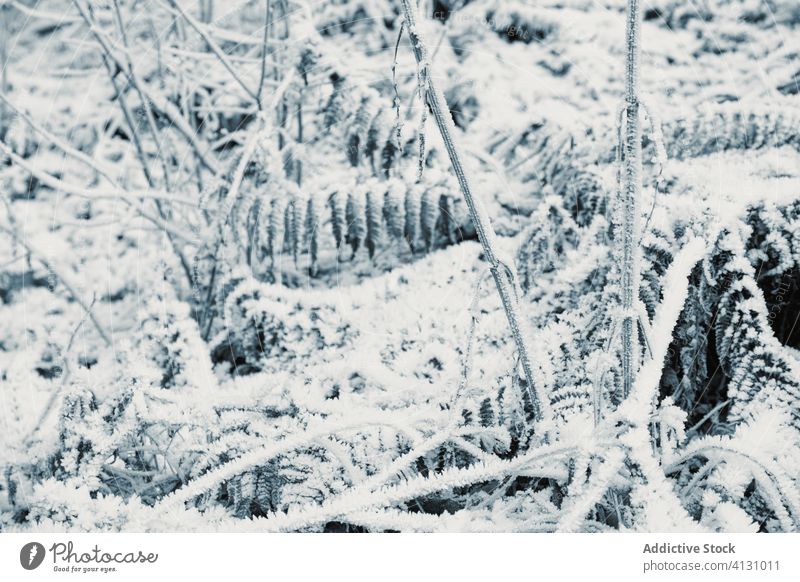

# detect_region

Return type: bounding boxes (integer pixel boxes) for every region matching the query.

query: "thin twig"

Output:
[398,0,546,423]
[6,0,81,23]
[0,212,111,346]
[391,20,405,149]
[24,295,98,444]
[0,142,199,243]
[0,95,197,206]
[255,0,272,108]
[71,0,220,175]
[73,0,195,286]
[111,0,173,190]
[685,399,732,438]
[165,0,259,102]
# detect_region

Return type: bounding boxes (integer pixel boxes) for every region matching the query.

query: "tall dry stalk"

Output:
[398,0,545,423]
[620,0,643,399]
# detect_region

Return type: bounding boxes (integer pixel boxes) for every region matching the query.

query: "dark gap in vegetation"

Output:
[0,270,50,304]
[643,8,662,22]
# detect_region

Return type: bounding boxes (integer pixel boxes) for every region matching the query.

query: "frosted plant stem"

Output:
[72,0,197,287]
[24,295,96,444]
[0,216,111,347]
[72,1,220,176]
[621,0,642,399]
[256,0,272,108]
[0,142,198,243]
[398,0,544,423]
[166,0,259,102]
[0,4,8,139]
[111,0,172,191]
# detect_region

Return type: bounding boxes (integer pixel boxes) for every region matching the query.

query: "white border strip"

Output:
[1,533,799,581]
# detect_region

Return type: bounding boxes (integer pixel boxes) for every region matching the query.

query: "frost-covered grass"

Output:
[1,0,799,533]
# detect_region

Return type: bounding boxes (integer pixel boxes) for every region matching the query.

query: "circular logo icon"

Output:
[20,542,46,570]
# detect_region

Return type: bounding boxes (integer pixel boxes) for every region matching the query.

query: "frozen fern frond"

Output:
[656,101,800,160]
[494,120,608,228]
[667,264,713,410]
[337,96,405,179]
[322,73,358,131]
[453,385,515,457]
[639,226,680,321]
[54,388,102,479]
[223,462,284,517]
[364,108,397,177]
[516,197,582,290]
[7,292,218,514]
[230,172,471,282]
[586,99,800,166]
[497,101,800,249]
[319,78,403,178]
[211,270,353,376]
[646,0,799,31]
[139,297,216,392]
[52,382,155,501]
[743,200,800,346]
[221,450,349,519]
[365,188,384,258]
[668,406,800,532]
[515,192,619,421]
[346,96,379,167]
[707,231,800,430]
[345,184,367,255]
[658,200,800,433]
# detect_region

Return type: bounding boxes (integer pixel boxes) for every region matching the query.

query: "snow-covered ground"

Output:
[1,0,799,532]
